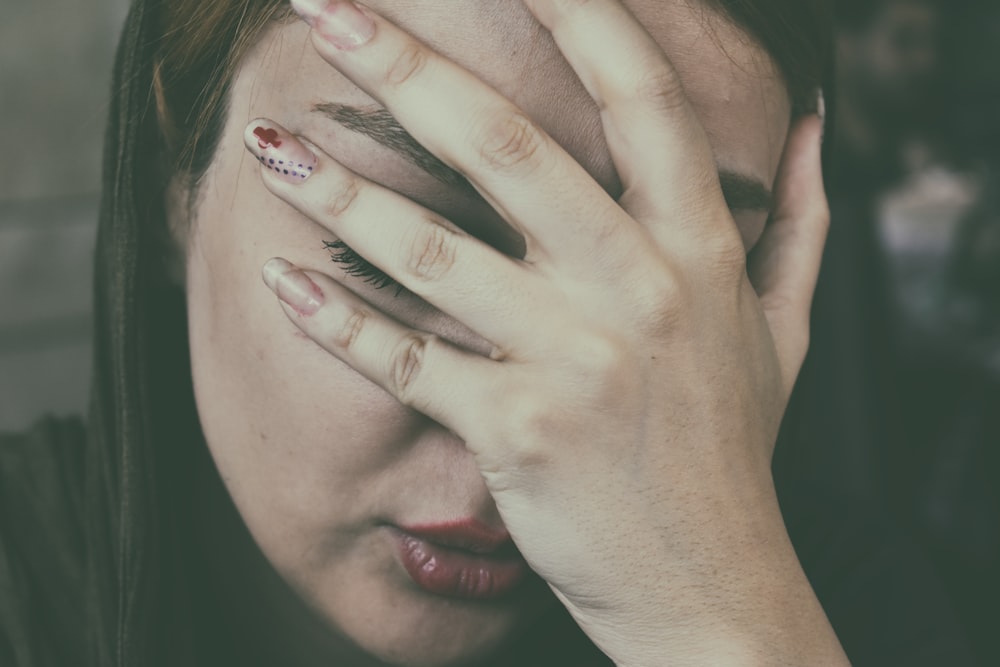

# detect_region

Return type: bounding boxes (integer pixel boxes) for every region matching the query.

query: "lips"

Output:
[393,519,529,600]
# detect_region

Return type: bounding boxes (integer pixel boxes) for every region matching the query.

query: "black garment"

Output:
[0,417,87,667]
[1,415,980,666]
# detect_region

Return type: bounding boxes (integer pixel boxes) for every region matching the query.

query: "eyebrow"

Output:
[313,102,773,213]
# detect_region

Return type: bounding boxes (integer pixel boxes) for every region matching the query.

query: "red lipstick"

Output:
[394,519,528,600]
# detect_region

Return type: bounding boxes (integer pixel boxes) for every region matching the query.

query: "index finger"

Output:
[290,0,639,271]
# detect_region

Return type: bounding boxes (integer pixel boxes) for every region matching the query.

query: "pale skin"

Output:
[178,0,847,665]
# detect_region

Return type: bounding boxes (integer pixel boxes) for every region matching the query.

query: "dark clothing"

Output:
[1,415,980,666]
[0,417,87,667]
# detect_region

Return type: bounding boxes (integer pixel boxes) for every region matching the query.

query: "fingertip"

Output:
[773,114,826,215]
[244,118,318,184]
[243,117,276,152]
[263,257,293,291]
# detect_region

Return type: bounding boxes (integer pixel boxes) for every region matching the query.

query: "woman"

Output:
[0,0,976,665]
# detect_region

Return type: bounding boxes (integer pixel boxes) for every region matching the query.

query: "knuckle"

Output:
[403,222,458,282]
[384,41,429,88]
[570,331,629,381]
[560,332,639,417]
[476,109,548,172]
[500,391,557,460]
[761,289,807,326]
[675,203,748,287]
[333,307,369,349]
[323,175,362,219]
[633,64,687,116]
[569,333,621,377]
[709,229,750,281]
[633,264,689,334]
[387,333,430,400]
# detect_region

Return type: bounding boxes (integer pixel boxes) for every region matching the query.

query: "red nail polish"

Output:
[244,120,317,184]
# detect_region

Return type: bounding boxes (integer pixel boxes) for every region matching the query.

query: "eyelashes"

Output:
[323,240,401,292]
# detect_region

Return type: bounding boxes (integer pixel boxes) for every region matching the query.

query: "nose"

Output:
[408,415,506,524]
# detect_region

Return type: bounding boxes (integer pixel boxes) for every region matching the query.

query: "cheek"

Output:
[182,172,417,543]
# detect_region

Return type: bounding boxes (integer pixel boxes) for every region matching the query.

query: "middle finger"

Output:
[290,0,640,271]
[244,118,556,351]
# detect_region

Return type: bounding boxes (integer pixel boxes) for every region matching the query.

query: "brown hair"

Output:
[152,0,832,193]
[153,0,291,182]
[712,0,833,115]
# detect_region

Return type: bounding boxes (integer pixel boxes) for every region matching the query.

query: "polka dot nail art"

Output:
[244,120,317,184]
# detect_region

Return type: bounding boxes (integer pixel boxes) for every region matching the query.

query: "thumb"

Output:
[747,112,829,394]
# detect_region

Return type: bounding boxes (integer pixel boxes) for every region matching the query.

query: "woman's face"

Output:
[182,1,790,664]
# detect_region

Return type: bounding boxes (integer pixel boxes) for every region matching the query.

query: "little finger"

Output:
[522,0,729,231]
[261,256,499,439]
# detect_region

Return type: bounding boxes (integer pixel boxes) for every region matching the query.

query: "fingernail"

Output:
[244,120,317,184]
[291,0,375,50]
[263,258,325,316]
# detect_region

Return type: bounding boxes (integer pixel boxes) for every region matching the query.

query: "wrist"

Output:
[572,494,849,666]
[598,568,851,667]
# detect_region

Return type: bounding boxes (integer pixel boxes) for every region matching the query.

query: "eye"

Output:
[323,240,401,291]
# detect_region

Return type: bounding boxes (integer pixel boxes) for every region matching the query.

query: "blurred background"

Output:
[0,0,997,663]
[808,1,999,663]
[0,0,129,428]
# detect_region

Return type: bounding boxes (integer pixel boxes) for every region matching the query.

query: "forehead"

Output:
[241,0,790,197]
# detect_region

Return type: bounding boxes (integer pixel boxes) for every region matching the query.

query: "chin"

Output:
[308,570,555,666]
[364,621,520,667]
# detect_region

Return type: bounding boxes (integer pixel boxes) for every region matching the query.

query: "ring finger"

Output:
[261,257,500,438]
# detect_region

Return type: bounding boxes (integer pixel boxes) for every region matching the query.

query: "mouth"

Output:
[391,519,530,600]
